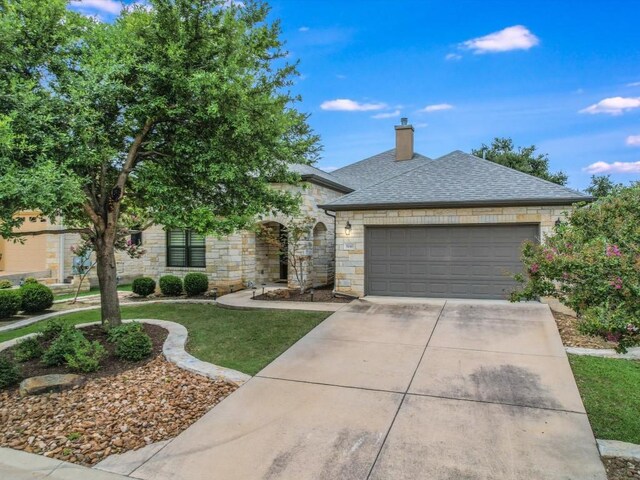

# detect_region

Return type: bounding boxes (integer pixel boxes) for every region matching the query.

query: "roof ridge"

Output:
[331,149,396,174]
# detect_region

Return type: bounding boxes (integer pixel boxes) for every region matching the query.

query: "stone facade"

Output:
[32,180,344,293]
[333,205,574,297]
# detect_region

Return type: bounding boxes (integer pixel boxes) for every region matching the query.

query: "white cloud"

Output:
[299,26,310,32]
[445,53,462,61]
[336,74,347,80]
[69,0,122,14]
[462,25,539,54]
[579,97,640,115]
[414,123,428,128]
[371,110,401,120]
[421,103,454,112]
[627,82,640,87]
[320,99,386,112]
[584,161,640,174]
[626,135,640,146]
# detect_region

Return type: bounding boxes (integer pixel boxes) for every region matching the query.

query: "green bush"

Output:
[0,356,20,389]
[115,330,153,361]
[20,282,54,313]
[0,280,12,289]
[41,319,66,341]
[132,277,156,297]
[14,336,44,362]
[512,183,640,352]
[107,321,143,343]
[0,289,22,319]
[184,273,208,296]
[159,275,183,296]
[64,339,106,373]
[41,326,84,367]
[23,277,38,285]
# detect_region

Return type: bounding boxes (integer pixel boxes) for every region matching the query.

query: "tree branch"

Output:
[14,228,93,237]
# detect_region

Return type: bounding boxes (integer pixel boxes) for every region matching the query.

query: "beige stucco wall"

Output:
[333,205,574,298]
[0,213,50,274]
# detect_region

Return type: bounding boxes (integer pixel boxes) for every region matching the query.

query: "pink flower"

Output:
[529,263,540,274]
[609,276,623,290]
[562,272,570,280]
[545,251,554,261]
[606,244,622,257]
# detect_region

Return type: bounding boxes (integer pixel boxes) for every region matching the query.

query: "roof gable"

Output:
[320,150,591,210]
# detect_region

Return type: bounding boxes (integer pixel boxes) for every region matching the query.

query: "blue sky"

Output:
[70,0,640,190]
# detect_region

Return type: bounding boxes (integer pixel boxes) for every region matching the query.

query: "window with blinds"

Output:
[166,229,206,267]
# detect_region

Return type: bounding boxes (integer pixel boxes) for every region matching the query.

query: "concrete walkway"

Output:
[216,287,346,311]
[128,297,606,480]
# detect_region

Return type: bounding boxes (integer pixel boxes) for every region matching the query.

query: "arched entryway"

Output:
[255,221,288,284]
[312,222,330,287]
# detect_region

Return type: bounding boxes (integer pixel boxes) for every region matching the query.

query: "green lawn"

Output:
[569,354,640,444]
[54,284,132,301]
[0,304,330,375]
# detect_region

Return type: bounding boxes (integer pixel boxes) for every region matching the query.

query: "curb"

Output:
[598,439,640,461]
[565,346,640,360]
[0,299,218,334]
[0,318,250,387]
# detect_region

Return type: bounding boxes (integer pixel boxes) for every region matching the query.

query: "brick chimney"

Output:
[395,117,414,161]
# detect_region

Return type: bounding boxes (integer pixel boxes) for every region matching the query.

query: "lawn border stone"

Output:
[566,346,640,360]
[0,318,250,386]
[598,439,640,461]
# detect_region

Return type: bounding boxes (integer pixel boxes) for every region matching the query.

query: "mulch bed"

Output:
[1,323,168,380]
[604,457,640,479]
[0,357,236,466]
[552,310,617,349]
[253,285,352,303]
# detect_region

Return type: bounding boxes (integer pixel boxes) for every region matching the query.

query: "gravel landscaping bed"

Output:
[604,457,640,479]
[553,310,615,349]
[254,285,352,303]
[0,357,236,466]
[1,323,167,379]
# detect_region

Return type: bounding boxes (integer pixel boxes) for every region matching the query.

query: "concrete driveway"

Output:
[131,298,606,480]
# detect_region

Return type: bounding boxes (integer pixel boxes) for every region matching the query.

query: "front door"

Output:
[279,226,288,281]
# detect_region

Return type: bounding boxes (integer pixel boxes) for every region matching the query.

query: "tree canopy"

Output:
[472,137,568,185]
[585,175,624,198]
[0,0,319,325]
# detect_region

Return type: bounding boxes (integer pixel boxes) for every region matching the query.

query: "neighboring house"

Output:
[1,119,590,299]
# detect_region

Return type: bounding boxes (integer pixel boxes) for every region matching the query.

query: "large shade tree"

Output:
[0,0,319,326]
[472,137,568,185]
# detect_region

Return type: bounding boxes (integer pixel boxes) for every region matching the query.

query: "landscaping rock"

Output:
[1,357,235,466]
[19,374,85,397]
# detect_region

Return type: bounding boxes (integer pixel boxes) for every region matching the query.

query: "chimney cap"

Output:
[400,117,408,126]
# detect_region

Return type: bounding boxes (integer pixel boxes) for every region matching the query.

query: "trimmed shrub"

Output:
[107,321,143,343]
[0,280,12,289]
[0,289,22,319]
[115,330,153,361]
[41,326,84,367]
[132,277,156,297]
[41,319,66,341]
[159,275,183,296]
[20,282,54,313]
[64,339,106,373]
[14,336,44,362]
[184,273,208,296]
[0,356,20,389]
[23,277,38,285]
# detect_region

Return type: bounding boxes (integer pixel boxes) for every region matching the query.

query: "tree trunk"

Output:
[95,240,121,327]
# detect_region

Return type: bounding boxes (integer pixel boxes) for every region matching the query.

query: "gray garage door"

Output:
[365,225,539,299]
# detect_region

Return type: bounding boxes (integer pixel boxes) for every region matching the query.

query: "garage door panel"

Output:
[365,225,538,299]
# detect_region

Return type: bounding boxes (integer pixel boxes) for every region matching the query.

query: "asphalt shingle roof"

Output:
[329,149,432,190]
[320,150,590,210]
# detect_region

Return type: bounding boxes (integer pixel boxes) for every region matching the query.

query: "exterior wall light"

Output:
[345,221,352,236]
